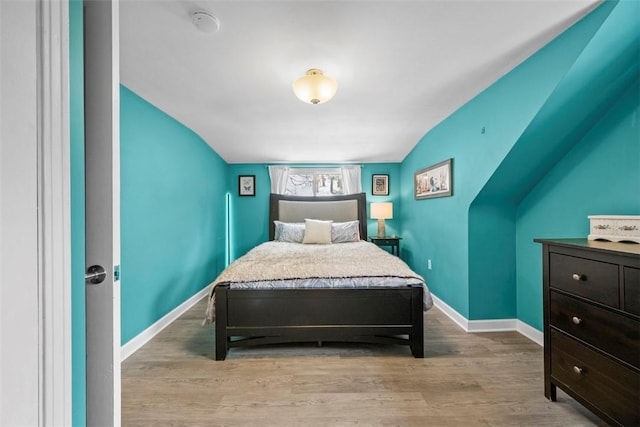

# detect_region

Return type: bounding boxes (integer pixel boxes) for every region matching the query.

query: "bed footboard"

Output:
[214,284,424,360]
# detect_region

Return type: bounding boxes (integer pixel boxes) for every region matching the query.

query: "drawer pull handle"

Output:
[572,273,584,281]
[571,316,582,325]
[573,366,584,375]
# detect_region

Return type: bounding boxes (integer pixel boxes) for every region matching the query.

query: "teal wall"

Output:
[400,0,638,328]
[120,86,229,344]
[470,0,638,321]
[228,164,270,260]
[399,1,616,319]
[516,81,640,329]
[69,0,85,424]
[228,163,400,260]
[364,163,401,239]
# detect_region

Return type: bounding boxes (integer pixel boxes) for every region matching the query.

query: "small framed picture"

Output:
[415,158,452,200]
[372,174,389,196]
[238,175,255,196]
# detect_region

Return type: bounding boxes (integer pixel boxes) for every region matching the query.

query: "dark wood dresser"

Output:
[535,238,640,426]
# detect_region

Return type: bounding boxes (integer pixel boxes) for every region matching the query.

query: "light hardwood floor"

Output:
[122,298,604,426]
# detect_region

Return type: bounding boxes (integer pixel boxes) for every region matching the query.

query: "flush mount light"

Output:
[292,69,338,105]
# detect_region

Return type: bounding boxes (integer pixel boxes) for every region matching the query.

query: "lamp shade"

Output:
[292,69,338,105]
[370,202,393,219]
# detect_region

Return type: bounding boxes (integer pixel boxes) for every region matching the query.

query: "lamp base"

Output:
[377,219,386,238]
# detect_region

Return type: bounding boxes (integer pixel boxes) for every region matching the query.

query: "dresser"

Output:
[535,238,639,426]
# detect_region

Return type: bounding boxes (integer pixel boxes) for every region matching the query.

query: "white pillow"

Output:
[302,219,333,244]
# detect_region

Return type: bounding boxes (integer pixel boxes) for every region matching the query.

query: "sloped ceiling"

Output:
[119,0,601,164]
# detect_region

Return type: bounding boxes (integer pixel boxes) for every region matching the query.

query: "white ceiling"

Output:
[119,0,601,164]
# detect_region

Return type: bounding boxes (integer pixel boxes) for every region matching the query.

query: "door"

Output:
[84,1,121,425]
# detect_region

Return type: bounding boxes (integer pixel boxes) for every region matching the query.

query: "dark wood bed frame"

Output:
[214,192,424,360]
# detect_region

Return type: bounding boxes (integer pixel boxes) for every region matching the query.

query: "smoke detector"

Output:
[191,10,220,33]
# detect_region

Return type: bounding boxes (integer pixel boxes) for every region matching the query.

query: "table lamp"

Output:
[370,202,393,237]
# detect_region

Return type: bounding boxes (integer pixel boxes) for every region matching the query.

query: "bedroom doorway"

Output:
[84,1,121,425]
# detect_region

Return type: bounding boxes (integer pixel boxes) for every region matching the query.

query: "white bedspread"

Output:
[204,241,433,324]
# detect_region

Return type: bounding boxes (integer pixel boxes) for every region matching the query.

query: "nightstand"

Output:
[369,236,401,256]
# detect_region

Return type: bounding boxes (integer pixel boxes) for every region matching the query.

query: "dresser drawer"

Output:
[624,267,640,316]
[550,291,639,368]
[551,330,640,426]
[549,253,619,306]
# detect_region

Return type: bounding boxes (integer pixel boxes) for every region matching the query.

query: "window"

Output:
[269,166,361,196]
[286,169,344,196]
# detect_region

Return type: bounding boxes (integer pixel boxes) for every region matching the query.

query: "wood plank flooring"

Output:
[122,298,604,426]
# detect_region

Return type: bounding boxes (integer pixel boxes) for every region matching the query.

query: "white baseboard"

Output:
[120,286,210,361]
[431,294,470,331]
[468,318,517,332]
[430,293,542,346]
[516,319,544,346]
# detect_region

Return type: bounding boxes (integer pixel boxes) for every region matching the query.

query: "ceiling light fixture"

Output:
[292,69,338,105]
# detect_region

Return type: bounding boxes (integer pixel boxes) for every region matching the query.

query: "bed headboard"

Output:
[269,192,367,241]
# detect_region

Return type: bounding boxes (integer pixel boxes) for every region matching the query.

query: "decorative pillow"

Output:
[331,220,361,243]
[273,221,305,243]
[302,219,333,244]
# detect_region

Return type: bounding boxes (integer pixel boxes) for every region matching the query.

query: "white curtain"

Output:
[268,166,290,194]
[269,165,361,195]
[341,165,362,194]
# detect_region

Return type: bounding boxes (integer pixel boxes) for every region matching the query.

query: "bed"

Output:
[205,192,433,360]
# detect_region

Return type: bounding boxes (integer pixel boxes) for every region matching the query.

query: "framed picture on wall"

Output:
[372,174,389,196]
[415,158,452,200]
[238,175,255,196]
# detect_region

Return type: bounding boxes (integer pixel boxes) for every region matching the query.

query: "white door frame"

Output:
[37,1,73,425]
[1,0,72,425]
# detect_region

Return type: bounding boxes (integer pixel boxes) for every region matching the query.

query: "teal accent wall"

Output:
[227,163,400,261]
[364,163,401,239]
[228,164,270,260]
[120,86,228,344]
[516,82,640,330]
[400,0,638,329]
[69,0,85,424]
[399,1,620,320]
[470,0,638,322]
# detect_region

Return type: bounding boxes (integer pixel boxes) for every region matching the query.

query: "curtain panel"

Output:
[268,165,361,196]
